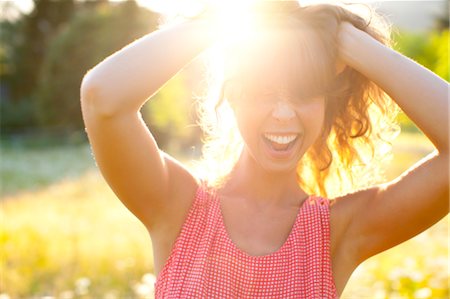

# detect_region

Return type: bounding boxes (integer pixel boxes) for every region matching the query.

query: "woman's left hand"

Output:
[336,21,366,73]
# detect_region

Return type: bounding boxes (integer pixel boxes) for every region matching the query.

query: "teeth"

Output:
[264,134,298,144]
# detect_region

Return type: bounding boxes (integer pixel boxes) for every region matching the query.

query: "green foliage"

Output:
[9,0,75,101]
[35,1,159,129]
[0,19,21,78]
[0,18,39,132]
[392,30,449,132]
[396,111,420,134]
[142,72,200,152]
[394,29,449,81]
[429,30,449,81]
[2,3,448,149]
[1,1,76,132]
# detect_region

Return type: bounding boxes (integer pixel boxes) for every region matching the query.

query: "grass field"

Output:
[1,132,448,298]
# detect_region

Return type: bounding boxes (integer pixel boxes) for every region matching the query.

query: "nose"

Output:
[271,100,296,121]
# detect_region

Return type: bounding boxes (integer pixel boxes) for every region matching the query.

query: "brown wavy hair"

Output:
[195,2,399,198]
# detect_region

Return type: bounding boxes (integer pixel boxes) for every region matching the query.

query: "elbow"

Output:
[436,140,449,158]
[80,72,119,118]
[438,150,449,166]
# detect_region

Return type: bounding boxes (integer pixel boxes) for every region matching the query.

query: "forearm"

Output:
[81,19,215,117]
[339,24,449,153]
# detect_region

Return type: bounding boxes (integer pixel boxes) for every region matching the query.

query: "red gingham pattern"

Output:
[155,184,337,298]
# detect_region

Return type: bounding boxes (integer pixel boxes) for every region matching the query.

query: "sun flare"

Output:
[138,0,283,43]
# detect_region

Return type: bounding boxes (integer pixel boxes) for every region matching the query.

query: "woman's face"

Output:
[230,84,326,174]
[225,26,332,175]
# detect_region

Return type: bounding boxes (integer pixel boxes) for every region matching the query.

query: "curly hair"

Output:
[194,2,400,198]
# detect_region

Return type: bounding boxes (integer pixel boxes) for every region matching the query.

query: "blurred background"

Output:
[0,0,448,298]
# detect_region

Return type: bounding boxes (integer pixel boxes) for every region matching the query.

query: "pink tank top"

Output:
[155,184,337,298]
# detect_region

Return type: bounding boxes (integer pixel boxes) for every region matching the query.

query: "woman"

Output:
[80,2,448,298]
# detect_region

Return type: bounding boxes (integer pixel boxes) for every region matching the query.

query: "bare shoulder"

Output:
[149,153,200,275]
[153,152,200,233]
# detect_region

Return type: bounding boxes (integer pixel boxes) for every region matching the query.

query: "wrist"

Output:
[337,22,370,69]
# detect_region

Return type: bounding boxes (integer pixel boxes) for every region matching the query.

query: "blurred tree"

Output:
[1,0,75,132]
[11,0,75,101]
[2,0,200,152]
[434,0,449,31]
[35,0,159,129]
[1,16,37,131]
[35,0,200,152]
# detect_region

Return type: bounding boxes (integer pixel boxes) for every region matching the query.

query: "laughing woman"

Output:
[80,2,448,298]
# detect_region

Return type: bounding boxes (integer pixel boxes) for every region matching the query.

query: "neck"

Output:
[220,150,307,207]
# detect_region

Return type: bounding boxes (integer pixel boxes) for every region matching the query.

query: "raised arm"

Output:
[339,23,448,152]
[80,19,214,230]
[334,23,449,265]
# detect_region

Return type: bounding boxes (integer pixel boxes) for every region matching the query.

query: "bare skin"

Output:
[80,18,449,297]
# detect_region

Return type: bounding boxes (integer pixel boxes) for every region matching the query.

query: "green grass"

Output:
[1,132,448,298]
[1,171,154,298]
[1,143,95,196]
[342,218,449,299]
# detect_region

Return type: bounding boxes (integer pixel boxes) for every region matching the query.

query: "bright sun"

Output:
[136,0,266,41]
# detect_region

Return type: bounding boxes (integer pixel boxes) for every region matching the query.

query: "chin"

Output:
[259,158,300,176]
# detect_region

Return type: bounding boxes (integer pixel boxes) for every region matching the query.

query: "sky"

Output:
[8,0,438,15]
[3,0,446,29]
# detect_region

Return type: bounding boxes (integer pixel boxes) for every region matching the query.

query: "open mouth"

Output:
[263,133,299,152]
